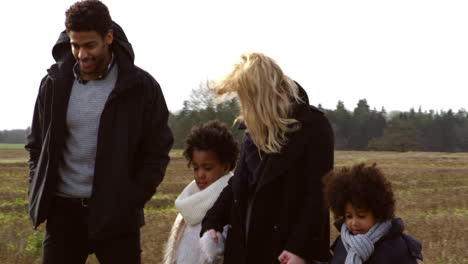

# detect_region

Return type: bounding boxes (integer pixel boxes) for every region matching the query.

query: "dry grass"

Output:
[0,150,467,263]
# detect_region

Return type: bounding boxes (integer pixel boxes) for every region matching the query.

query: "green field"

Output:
[0,145,27,164]
[0,149,467,263]
[0,144,24,150]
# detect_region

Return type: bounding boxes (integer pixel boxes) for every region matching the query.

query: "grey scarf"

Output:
[340,220,392,264]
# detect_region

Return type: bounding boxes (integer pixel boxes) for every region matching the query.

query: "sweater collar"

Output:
[72,52,116,84]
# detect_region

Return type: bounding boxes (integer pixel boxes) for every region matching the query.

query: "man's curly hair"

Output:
[65,0,112,36]
[183,120,239,171]
[323,163,395,222]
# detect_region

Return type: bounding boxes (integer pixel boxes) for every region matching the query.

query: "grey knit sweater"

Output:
[56,64,118,198]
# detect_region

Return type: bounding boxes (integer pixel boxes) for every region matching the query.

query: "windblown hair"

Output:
[183,121,239,171]
[323,163,395,222]
[65,0,112,37]
[214,52,301,153]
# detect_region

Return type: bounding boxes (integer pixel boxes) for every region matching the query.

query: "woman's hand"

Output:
[278,250,306,264]
[208,229,218,244]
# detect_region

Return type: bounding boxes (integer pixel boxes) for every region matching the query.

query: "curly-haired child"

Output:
[323,163,423,264]
[163,120,239,264]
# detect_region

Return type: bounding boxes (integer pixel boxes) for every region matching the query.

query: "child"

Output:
[163,120,239,264]
[323,163,423,264]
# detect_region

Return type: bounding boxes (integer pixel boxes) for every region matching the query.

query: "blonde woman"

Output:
[200,53,334,264]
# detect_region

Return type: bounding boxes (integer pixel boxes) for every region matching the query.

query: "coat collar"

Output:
[234,85,323,192]
[255,123,309,190]
[256,98,320,190]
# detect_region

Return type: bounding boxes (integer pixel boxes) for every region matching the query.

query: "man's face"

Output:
[68,30,113,80]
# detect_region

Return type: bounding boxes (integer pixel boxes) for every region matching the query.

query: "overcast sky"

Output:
[1,0,467,130]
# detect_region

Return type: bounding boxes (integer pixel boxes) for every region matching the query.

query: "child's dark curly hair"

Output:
[183,120,239,170]
[323,163,395,222]
[65,0,112,37]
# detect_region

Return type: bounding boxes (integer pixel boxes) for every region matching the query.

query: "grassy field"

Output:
[0,144,25,149]
[0,149,466,263]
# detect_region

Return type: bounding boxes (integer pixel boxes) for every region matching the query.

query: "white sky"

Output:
[1,0,467,130]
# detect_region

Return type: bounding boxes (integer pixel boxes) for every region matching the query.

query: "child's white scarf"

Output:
[175,172,233,226]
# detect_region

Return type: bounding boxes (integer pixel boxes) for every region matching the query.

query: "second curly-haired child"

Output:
[323,163,423,264]
[163,121,239,264]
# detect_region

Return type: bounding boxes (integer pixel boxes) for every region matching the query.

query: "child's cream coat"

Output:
[163,173,232,264]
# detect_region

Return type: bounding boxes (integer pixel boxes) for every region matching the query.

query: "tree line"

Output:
[169,85,468,152]
[2,89,467,152]
[322,100,468,152]
[0,129,29,144]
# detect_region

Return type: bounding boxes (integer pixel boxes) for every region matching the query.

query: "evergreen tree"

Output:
[330,101,353,149]
[368,117,422,151]
[349,99,372,150]
[170,82,242,148]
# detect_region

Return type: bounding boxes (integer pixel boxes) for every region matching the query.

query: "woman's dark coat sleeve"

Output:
[200,177,234,235]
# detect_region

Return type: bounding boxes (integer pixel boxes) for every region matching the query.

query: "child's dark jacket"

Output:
[330,217,423,264]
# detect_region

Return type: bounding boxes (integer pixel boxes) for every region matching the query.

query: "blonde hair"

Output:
[214,52,302,153]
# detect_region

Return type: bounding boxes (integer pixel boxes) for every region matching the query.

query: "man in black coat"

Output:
[25,1,173,263]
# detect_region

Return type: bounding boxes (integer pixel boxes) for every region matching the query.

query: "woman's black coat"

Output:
[201,90,334,263]
[330,217,423,264]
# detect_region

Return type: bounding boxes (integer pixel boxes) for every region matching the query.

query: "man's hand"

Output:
[278,250,306,264]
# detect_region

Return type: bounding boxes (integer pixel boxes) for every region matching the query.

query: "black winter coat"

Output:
[25,22,174,239]
[201,88,334,263]
[330,217,423,264]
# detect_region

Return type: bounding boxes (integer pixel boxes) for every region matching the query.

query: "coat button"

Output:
[273,225,278,231]
[234,199,238,203]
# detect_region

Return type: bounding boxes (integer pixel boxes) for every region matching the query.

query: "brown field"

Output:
[0,149,467,264]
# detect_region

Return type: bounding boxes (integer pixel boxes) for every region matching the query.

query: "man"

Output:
[25,0,173,263]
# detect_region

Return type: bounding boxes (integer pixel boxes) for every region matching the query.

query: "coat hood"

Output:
[295,81,310,105]
[237,81,317,130]
[50,21,135,74]
[292,81,324,126]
